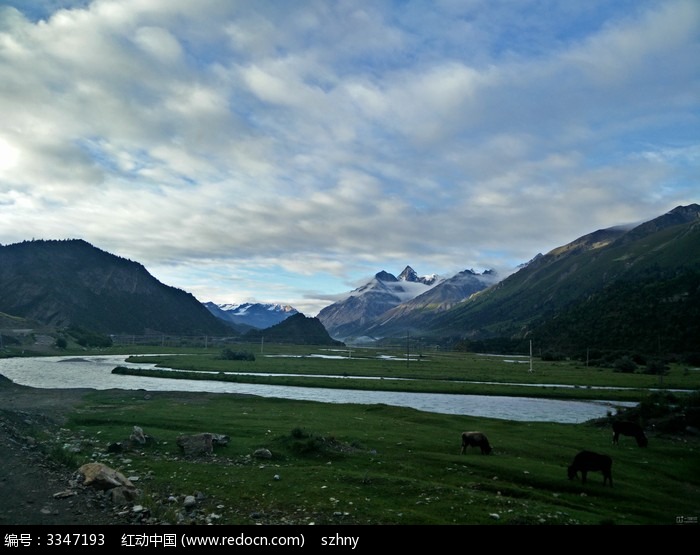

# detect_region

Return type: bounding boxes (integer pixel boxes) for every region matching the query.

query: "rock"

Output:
[176,433,228,456]
[109,485,140,504]
[52,490,76,499]
[212,434,229,446]
[130,426,146,445]
[177,433,214,456]
[253,448,272,459]
[77,462,135,491]
[107,442,124,453]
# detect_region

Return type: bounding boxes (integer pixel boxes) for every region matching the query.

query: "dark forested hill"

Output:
[244,313,344,346]
[0,239,231,335]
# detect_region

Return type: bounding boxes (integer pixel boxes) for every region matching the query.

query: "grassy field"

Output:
[57,388,698,525]
[20,343,698,526]
[111,343,700,402]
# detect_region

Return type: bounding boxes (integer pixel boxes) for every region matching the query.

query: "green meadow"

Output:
[33,344,700,525]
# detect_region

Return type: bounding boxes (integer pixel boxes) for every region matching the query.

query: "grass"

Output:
[57,388,699,525]
[110,345,700,403]
[6,342,700,525]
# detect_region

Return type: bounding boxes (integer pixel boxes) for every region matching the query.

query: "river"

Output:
[0,354,635,424]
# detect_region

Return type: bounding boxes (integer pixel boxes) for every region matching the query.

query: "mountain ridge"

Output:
[203,301,298,330]
[317,265,495,341]
[1,204,697,357]
[424,203,700,354]
[316,265,446,340]
[0,239,230,336]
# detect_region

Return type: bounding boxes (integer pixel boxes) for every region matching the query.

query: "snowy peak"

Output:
[398,265,419,282]
[219,302,296,315]
[317,265,446,339]
[317,266,499,341]
[398,265,438,285]
[204,302,298,330]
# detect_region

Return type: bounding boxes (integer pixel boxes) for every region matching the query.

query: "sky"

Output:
[0,0,698,317]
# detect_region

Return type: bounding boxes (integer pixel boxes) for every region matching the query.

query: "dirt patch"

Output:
[0,374,130,525]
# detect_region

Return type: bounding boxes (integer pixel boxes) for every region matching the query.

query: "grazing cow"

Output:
[567,450,613,487]
[612,421,648,447]
[461,431,492,455]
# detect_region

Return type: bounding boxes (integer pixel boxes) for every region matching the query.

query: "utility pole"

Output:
[406,331,410,368]
[529,340,533,373]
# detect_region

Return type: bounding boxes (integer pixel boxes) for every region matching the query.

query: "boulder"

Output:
[177,433,214,456]
[176,433,229,456]
[130,426,146,444]
[77,462,135,491]
[253,448,272,459]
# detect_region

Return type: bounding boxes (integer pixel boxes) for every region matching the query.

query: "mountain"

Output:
[425,204,700,356]
[0,239,231,335]
[316,265,442,340]
[243,313,344,346]
[397,266,439,285]
[355,269,498,340]
[204,302,298,330]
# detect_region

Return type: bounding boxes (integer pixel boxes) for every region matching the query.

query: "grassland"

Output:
[112,343,700,403]
[20,343,698,526]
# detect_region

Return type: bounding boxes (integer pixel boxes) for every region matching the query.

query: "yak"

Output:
[612,421,648,447]
[461,431,492,455]
[567,450,613,487]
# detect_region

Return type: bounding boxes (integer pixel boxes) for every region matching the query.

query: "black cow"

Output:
[567,450,613,487]
[612,421,648,447]
[461,431,492,455]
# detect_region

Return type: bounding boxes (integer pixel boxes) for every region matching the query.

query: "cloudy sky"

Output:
[1,0,698,316]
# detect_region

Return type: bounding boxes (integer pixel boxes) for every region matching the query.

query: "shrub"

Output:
[613,356,636,373]
[644,359,669,375]
[541,350,565,361]
[220,349,255,361]
[67,326,113,348]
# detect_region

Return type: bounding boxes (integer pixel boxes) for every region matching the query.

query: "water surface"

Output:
[0,355,634,423]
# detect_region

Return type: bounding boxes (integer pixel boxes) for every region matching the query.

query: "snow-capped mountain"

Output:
[318,266,499,341]
[377,269,496,321]
[203,302,298,330]
[316,265,443,340]
[397,266,439,286]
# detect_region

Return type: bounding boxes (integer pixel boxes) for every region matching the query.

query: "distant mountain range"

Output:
[317,265,496,341]
[203,302,298,330]
[319,204,700,357]
[1,204,697,357]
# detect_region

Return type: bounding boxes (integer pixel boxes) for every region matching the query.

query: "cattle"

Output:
[461,431,492,455]
[567,450,613,487]
[612,421,648,447]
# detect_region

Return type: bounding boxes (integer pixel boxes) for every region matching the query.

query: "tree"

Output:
[645,359,670,387]
[613,356,636,373]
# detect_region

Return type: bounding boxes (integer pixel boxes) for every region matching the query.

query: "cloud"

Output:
[0,0,697,316]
